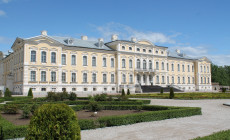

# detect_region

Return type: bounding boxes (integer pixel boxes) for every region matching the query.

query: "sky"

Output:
[0,0,230,66]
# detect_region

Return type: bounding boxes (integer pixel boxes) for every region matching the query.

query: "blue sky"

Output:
[0,0,230,65]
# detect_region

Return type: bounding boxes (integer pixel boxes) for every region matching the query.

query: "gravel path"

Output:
[81,99,230,140]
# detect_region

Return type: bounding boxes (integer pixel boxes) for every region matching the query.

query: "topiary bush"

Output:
[94,93,107,101]
[3,104,19,114]
[122,89,125,96]
[21,106,31,119]
[169,88,174,99]
[69,92,77,101]
[127,89,130,95]
[160,88,164,94]
[27,88,33,98]
[26,104,81,140]
[87,101,102,112]
[4,88,11,98]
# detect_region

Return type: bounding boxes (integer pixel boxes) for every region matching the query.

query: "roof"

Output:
[167,51,197,60]
[24,35,113,51]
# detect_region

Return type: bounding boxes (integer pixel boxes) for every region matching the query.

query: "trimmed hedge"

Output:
[193,129,230,140]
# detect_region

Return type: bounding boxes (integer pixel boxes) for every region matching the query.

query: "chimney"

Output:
[41,30,47,36]
[81,36,88,40]
[111,34,118,41]
[98,38,104,48]
[131,37,137,42]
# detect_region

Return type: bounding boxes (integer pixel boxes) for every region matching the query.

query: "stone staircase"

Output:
[141,85,183,93]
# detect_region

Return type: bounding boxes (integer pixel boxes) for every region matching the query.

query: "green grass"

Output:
[127,92,230,99]
[193,129,230,140]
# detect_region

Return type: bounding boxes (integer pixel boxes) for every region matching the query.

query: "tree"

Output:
[28,88,33,98]
[127,89,130,95]
[26,104,81,140]
[169,88,174,99]
[122,89,125,96]
[4,88,11,97]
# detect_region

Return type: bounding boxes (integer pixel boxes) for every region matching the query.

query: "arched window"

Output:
[30,71,36,81]
[92,56,96,66]
[103,74,107,83]
[201,77,203,84]
[83,56,87,66]
[62,54,66,65]
[111,74,115,83]
[41,71,46,82]
[137,59,140,69]
[156,76,159,84]
[122,74,126,83]
[72,73,76,82]
[172,76,174,84]
[137,74,140,83]
[188,77,190,84]
[182,65,185,72]
[149,75,153,83]
[162,62,164,70]
[111,58,114,67]
[178,64,180,72]
[103,58,106,67]
[183,77,185,84]
[178,77,180,84]
[167,63,169,71]
[149,60,152,70]
[162,76,165,83]
[200,66,203,72]
[156,62,159,70]
[71,55,76,65]
[129,59,132,68]
[51,72,56,82]
[92,73,96,83]
[83,73,87,83]
[143,75,146,83]
[143,60,146,69]
[51,52,56,63]
[172,64,174,71]
[122,59,126,68]
[167,76,169,84]
[188,65,190,72]
[62,72,66,82]
[41,51,46,63]
[129,74,133,83]
[31,51,36,62]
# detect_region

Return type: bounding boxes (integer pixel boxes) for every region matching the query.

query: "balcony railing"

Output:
[135,68,155,72]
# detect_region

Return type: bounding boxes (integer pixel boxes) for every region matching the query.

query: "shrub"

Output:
[107,95,114,101]
[0,91,2,97]
[136,106,142,111]
[169,88,174,99]
[4,88,11,98]
[3,104,19,114]
[30,103,40,115]
[94,93,107,101]
[0,126,4,140]
[127,89,130,95]
[117,95,129,101]
[222,88,226,93]
[26,104,81,140]
[87,101,102,112]
[47,92,56,101]
[160,88,164,94]
[47,92,69,101]
[69,92,77,101]
[122,89,125,96]
[21,106,31,119]
[27,88,33,98]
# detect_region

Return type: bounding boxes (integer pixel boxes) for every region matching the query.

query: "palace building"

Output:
[0,31,212,96]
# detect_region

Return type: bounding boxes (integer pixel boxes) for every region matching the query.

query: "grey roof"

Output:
[167,51,197,60]
[37,36,113,51]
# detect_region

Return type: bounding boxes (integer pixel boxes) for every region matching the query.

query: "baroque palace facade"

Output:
[0,31,212,96]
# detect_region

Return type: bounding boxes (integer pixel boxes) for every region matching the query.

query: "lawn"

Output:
[193,129,230,140]
[127,92,230,99]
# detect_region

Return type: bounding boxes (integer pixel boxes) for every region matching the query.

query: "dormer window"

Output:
[137,48,140,52]
[143,49,146,52]
[122,46,125,50]
[161,51,164,54]
[64,38,74,45]
[149,50,152,53]
[129,47,132,51]
[155,50,158,54]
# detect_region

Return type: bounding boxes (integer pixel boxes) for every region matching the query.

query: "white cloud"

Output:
[1,0,11,3]
[0,36,13,44]
[0,10,6,16]
[94,22,178,44]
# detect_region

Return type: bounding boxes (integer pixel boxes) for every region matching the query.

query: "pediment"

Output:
[137,40,155,46]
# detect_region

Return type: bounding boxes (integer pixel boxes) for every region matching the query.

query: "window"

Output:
[51,72,56,82]
[93,88,97,91]
[188,65,190,72]
[143,49,146,52]
[62,88,66,92]
[193,77,195,84]
[156,76,159,84]
[122,59,126,68]
[156,62,159,70]
[102,74,107,83]
[162,76,165,83]
[137,59,140,69]
[111,74,115,83]
[182,65,185,72]
[72,73,76,82]
[129,47,132,50]
[137,48,140,51]
[83,73,87,83]
[62,72,66,82]
[172,64,174,71]
[71,55,76,65]
[51,52,56,63]
[167,76,169,84]
[204,66,206,73]
[122,46,125,50]
[207,66,209,73]
[72,88,76,91]
[103,58,106,67]
[129,74,133,83]
[178,64,180,72]
[172,76,174,84]
[41,71,46,82]
[111,58,114,67]
[161,51,164,54]
[204,77,206,84]
[167,63,169,71]
[92,73,96,83]
[200,66,203,72]
[62,54,66,65]
[183,77,185,84]
[143,75,146,83]
[192,66,194,72]
[188,77,190,84]
[129,59,133,68]
[92,56,96,66]
[122,74,126,83]
[162,62,164,70]
[84,88,87,91]
[83,56,87,66]
[143,60,146,69]
[137,74,140,83]
[104,88,107,91]
[149,60,152,70]
[178,77,180,84]
[31,51,36,62]
[41,88,46,91]
[149,50,152,53]
[149,75,153,83]
[208,77,210,84]
[155,50,158,54]
[41,51,46,63]
[30,71,36,81]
